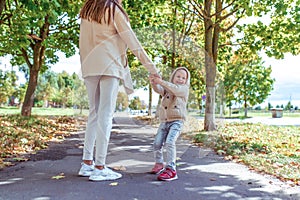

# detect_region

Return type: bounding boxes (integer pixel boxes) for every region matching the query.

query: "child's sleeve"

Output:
[159,81,189,97]
[151,83,165,96]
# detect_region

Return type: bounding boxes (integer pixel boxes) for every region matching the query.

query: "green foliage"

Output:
[236,0,300,58]
[125,0,207,110]
[223,48,274,115]
[116,92,129,111]
[0,0,84,115]
[0,69,20,105]
[34,70,88,109]
[129,96,143,110]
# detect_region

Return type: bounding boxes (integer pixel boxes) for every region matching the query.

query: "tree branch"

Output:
[21,47,32,69]
[221,9,245,32]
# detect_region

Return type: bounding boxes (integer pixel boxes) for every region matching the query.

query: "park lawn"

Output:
[0,106,88,116]
[192,112,300,119]
[193,122,300,186]
[0,114,86,168]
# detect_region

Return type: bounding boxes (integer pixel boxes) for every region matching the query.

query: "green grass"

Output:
[0,106,88,116]
[189,110,300,118]
[193,123,300,185]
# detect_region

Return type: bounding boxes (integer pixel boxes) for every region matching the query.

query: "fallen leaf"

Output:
[13,157,28,162]
[52,173,65,180]
[113,166,126,171]
[109,182,118,186]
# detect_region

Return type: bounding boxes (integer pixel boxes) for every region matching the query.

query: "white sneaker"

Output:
[89,166,122,181]
[78,162,94,177]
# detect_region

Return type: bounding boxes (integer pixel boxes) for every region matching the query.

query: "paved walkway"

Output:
[0,112,299,200]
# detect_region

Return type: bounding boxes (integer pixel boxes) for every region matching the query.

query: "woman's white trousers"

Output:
[83,75,119,166]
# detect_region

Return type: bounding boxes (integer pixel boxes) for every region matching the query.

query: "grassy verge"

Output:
[193,122,300,186]
[189,110,300,118]
[0,106,89,116]
[0,114,86,168]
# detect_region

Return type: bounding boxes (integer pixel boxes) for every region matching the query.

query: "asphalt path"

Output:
[0,112,299,200]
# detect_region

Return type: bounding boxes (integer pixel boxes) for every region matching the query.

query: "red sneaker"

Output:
[149,163,164,174]
[157,168,178,181]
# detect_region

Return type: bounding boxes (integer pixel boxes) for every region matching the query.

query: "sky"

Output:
[262,53,300,107]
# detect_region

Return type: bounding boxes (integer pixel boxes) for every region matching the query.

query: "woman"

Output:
[78,0,160,181]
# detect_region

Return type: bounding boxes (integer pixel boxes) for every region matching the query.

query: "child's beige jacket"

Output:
[152,67,190,122]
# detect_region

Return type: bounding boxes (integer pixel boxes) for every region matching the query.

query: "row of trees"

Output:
[0,69,87,109]
[0,68,149,112]
[1,0,299,131]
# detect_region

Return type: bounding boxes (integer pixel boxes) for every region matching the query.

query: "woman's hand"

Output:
[149,74,162,84]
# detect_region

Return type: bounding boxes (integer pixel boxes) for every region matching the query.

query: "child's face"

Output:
[173,69,187,85]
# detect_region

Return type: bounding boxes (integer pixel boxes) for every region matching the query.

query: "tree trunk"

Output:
[148,84,152,116]
[20,16,49,116]
[203,0,221,131]
[204,86,216,130]
[0,0,5,17]
[171,0,177,70]
[244,100,248,117]
[21,68,39,116]
[204,0,215,131]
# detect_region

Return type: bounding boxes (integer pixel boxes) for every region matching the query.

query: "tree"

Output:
[125,0,208,118]
[129,96,143,110]
[124,0,169,115]
[0,69,18,105]
[0,0,83,116]
[285,101,292,111]
[35,70,58,107]
[116,92,129,111]
[224,48,274,117]
[186,0,299,130]
[73,80,88,114]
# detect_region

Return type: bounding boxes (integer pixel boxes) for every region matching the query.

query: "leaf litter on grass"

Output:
[193,122,300,185]
[0,115,85,169]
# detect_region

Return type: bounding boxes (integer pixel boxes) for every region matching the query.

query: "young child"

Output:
[149,67,190,181]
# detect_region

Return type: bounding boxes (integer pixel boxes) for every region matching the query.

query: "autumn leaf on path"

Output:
[51,173,65,180]
[13,157,29,162]
[109,182,118,186]
[113,166,126,171]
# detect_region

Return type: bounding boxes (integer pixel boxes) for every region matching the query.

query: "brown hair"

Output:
[79,0,129,24]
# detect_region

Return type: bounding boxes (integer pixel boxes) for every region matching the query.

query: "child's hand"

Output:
[149,74,155,84]
[149,74,162,84]
[153,77,162,84]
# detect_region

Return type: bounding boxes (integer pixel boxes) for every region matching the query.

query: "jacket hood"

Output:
[169,67,190,86]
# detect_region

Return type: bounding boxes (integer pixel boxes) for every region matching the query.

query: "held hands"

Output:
[149,73,162,85]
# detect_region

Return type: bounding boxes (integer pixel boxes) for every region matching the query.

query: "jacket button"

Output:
[174,106,177,108]
[165,106,167,109]
[167,96,169,99]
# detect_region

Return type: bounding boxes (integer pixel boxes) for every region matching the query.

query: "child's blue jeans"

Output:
[153,120,183,170]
